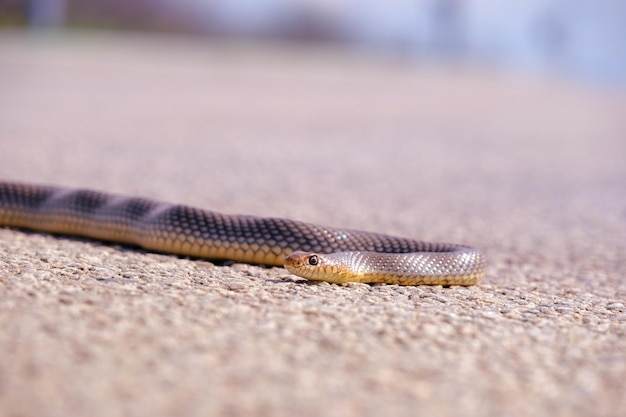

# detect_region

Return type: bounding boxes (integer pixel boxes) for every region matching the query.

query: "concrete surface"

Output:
[0,30,625,417]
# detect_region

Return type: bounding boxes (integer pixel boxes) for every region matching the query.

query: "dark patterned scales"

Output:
[0,181,485,285]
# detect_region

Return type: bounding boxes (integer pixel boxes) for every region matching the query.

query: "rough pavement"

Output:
[0,30,625,417]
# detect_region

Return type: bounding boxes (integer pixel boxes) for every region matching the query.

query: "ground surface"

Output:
[0,30,625,417]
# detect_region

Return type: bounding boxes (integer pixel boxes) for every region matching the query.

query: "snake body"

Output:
[0,181,485,285]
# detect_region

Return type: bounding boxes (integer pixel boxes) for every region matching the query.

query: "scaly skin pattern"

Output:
[0,181,485,285]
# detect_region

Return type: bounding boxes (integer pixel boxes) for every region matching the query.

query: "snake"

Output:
[0,181,485,285]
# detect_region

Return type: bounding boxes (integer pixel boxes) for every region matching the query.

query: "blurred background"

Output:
[1,0,625,87]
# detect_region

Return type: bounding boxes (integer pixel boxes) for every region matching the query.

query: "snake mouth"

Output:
[283,251,309,270]
[284,251,326,280]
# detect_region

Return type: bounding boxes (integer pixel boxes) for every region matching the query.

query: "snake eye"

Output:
[308,255,319,266]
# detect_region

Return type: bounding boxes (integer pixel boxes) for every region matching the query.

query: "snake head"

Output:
[284,251,345,283]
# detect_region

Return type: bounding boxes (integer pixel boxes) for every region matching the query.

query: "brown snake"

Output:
[0,181,485,285]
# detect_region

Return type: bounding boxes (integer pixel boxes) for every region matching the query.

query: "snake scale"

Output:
[0,181,485,285]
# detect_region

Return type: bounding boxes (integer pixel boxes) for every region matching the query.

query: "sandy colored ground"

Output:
[0,30,625,417]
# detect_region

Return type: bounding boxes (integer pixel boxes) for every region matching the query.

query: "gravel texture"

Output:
[0,30,625,417]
